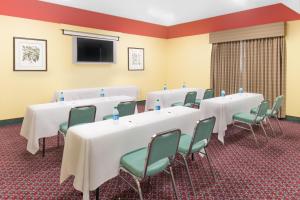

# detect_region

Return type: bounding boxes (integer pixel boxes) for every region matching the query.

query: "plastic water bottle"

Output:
[221,90,226,97]
[239,88,244,94]
[182,82,186,88]
[112,107,119,121]
[163,84,167,91]
[59,92,64,101]
[154,99,161,111]
[100,88,105,97]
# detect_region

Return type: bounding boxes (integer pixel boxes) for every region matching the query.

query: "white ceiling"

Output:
[41,0,300,26]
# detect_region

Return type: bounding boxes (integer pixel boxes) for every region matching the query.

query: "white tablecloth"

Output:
[20,96,135,154]
[60,106,201,199]
[145,88,205,110]
[52,85,139,101]
[199,93,264,143]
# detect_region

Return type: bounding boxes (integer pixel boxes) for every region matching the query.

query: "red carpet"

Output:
[0,118,300,199]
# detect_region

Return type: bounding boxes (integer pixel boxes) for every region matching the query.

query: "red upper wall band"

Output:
[1,1,300,39]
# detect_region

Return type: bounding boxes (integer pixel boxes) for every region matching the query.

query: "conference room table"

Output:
[145,88,205,110]
[20,95,135,154]
[199,93,264,143]
[52,85,139,101]
[60,106,201,200]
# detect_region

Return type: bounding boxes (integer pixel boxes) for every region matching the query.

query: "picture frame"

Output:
[13,37,47,71]
[128,47,144,71]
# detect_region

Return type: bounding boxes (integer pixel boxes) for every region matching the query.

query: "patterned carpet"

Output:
[0,116,300,199]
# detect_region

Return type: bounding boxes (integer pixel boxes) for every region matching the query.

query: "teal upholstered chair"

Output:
[177,117,216,196]
[195,89,214,108]
[119,129,181,200]
[56,105,96,154]
[103,101,136,120]
[171,91,197,107]
[250,95,284,136]
[232,100,269,146]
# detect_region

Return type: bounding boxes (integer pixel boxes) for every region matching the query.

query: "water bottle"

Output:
[239,88,244,94]
[182,82,186,88]
[100,88,105,97]
[154,99,161,111]
[221,90,226,97]
[112,106,119,121]
[163,84,167,91]
[59,92,64,101]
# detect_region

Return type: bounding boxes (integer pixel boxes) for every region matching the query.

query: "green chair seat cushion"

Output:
[178,134,207,155]
[120,147,170,178]
[103,114,113,120]
[250,107,273,117]
[171,102,184,107]
[59,122,68,135]
[233,112,264,124]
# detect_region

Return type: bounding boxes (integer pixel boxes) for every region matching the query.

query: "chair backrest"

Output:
[270,95,284,116]
[254,100,269,122]
[117,101,136,117]
[143,129,181,177]
[68,105,97,128]
[184,91,197,105]
[187,117,216,155]
[203,89,214,100]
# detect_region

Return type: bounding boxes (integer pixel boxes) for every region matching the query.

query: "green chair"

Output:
[232,100,269,146]
[103,101,136,120]
[195,89,214,108]
[176,117,216,196]
[171,91,197,107]
[119,129,182,200]
[250,95,284,136]
[57,105,96,143]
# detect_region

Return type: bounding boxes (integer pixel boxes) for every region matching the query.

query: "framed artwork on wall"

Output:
[128,47,144,71]
[13,37,47,71]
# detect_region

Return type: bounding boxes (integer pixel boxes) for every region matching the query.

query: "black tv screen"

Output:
[76,37,114,63]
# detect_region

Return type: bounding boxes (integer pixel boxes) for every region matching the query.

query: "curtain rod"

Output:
[62,29,119,41]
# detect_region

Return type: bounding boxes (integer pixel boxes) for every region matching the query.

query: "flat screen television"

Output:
[73,37,116,64]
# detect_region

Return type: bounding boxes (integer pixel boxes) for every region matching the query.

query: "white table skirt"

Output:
[60,106,201,200]
[145,88,205,110]
[199,93,264,143]
[20,96,135,154]
[52,85,139,101]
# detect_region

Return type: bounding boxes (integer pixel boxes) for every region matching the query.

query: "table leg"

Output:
[96,187,99,200]
[42,138,45,157]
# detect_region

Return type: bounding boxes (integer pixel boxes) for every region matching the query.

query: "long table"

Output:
[52,85,139,101]
[199,93,264,143]
[20,96,135,154]
[60,106,201,199]
[145,88,205,110]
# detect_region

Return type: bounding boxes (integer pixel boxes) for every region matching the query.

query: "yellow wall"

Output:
[286,20,300,117]
[0,15,167,120]
[1,15,300,120]
[166,34,211,89]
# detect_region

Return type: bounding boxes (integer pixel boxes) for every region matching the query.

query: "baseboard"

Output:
[0,118,23,126]
[285,115,300,123]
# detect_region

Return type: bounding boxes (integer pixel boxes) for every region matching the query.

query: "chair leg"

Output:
[266,118,275,137]
[95,187,99,200]
[191,153,194,161]
[204,148,216,181]
[133,177,143,200]
[42,138,45,157]
[169,166,180,200]
[260,121,268,141]
[181,155,196,197]
[248,124,258,147]
[275,116,284,135]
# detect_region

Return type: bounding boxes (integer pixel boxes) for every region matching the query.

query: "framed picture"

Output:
[128,47,144,71]
[13,37,47,71]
